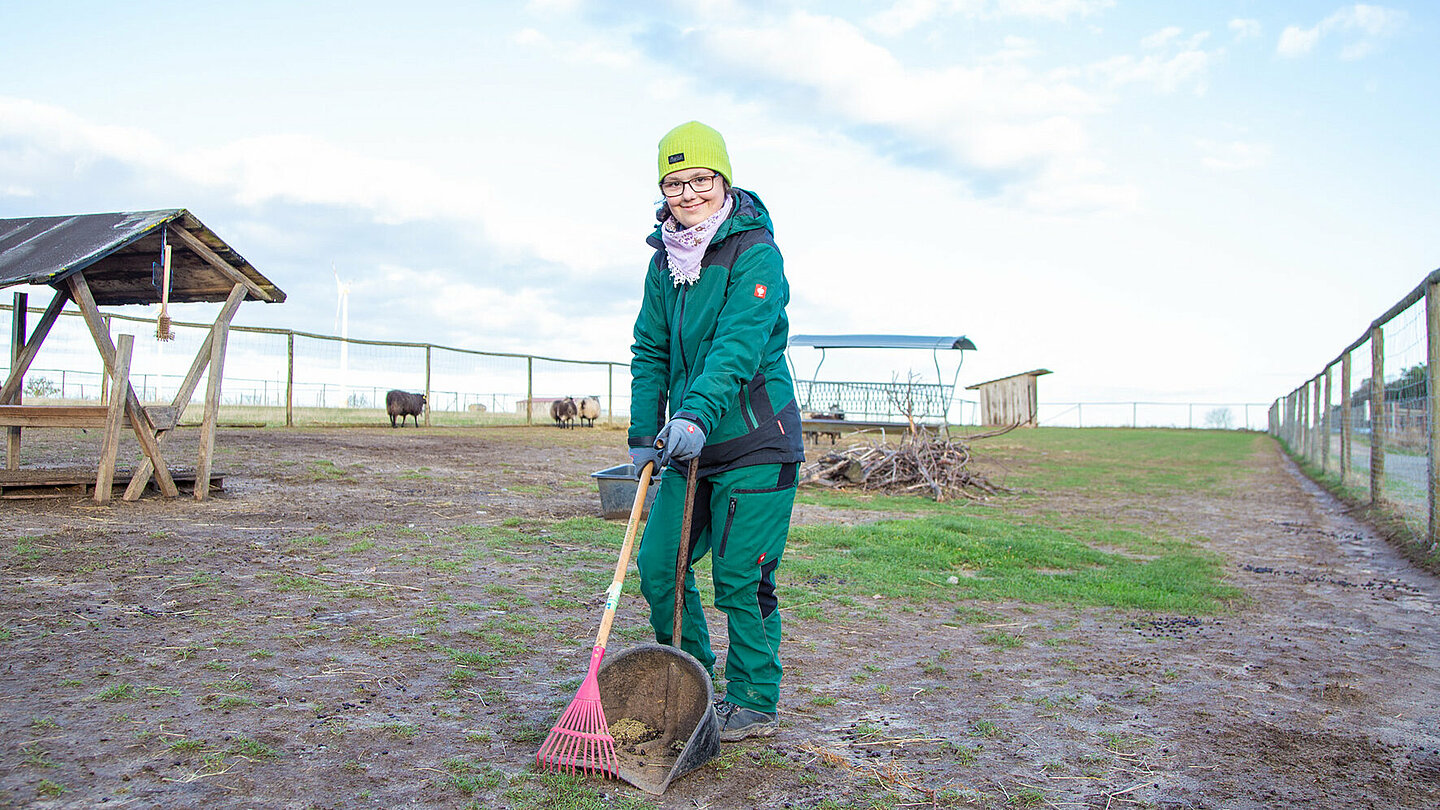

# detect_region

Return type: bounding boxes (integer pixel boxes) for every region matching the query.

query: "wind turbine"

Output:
[334,266,351,408]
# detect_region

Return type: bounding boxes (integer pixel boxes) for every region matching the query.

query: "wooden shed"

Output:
[0,209,285,501]
[965,369,1052,428]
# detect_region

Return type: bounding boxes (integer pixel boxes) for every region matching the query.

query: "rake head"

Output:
[535,645,617,778]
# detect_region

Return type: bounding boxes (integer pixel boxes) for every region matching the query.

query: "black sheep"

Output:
[550,396,577,428]
[386,390,426,428]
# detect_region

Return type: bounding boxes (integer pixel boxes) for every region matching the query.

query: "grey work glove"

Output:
[655,417,706,467]
[628,446,661,477]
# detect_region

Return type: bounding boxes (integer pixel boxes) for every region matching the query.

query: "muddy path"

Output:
[1,426,1438,809]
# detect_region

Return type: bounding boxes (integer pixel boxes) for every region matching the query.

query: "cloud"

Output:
[1090,28,1217,94]
[1277,24,1321,57]
[1276,4,1407,60]
[669,11,1121,207]
[1229,18,1261,40]
[1195,138,1272,171]
[1141,26,1184,50]
[866,0,1115,35]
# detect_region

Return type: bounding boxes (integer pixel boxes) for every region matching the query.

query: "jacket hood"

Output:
[647,188,772,250]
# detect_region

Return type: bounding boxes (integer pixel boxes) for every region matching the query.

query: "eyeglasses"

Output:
[659,173,721,198]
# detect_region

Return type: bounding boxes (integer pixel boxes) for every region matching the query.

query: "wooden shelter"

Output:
[0,209,285,501]
[965,369,1052,428]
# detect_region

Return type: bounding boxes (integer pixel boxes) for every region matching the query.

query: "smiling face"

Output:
[662,167,727,229]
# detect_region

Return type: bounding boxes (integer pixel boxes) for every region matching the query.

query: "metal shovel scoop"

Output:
[597,457,719,794]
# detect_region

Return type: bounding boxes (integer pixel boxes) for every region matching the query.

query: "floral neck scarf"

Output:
[660,194,733,287]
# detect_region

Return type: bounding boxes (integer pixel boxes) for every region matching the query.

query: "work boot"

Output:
[714,699,778,741]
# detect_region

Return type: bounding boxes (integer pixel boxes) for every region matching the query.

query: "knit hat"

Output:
[657,121,732,184]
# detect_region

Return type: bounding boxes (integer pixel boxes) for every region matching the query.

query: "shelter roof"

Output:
[0,209,284,306]
[788,334,976,351]
[965,369,1052,390]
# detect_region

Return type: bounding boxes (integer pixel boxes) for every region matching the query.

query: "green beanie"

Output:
[657,121,732,185]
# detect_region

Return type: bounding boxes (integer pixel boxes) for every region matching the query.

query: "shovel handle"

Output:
[593,460,654,651]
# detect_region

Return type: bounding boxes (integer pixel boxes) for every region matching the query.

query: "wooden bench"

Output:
[0,405,179,431]
[0,334,177,503]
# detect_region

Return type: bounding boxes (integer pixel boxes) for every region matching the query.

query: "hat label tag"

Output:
[668,152,685,164]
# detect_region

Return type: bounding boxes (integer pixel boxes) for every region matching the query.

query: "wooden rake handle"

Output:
[593,460,654,651]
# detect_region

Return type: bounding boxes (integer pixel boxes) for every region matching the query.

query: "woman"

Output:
[628,121,807,742]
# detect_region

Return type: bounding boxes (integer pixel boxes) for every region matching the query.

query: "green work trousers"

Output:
[636,462,796,714]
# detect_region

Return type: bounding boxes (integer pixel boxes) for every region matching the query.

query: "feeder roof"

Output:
[0,209,285,306]
[788,334,976,351]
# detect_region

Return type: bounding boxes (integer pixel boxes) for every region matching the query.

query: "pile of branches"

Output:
[800,424,1014,502]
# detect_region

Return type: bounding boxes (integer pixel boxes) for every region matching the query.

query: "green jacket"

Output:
[629,189,806,475]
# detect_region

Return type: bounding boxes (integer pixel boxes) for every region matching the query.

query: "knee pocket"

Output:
[714,484,795,622]
[715,484,795,564]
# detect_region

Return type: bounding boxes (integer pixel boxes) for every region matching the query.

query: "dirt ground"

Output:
[2,424,1440,809]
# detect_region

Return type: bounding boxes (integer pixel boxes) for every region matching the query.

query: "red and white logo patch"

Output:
[753,283,768,299]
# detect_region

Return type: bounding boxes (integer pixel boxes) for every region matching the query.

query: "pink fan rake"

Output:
[535,460,655,776]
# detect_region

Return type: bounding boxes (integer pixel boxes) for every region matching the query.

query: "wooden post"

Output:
[1322,366,1333,474]
[1341,352,1353,486]
[195,320,229,501]
[1427,280,1440,546]
[1370,328,1385,505]
[100,315,112,408]
[96,334,134,504]
[286,331,294,428]
[526,356,534,426]
[424,345,432,427]
[1311,376,1322,464]
[7,292,23,469]
[1304,379,1312,460]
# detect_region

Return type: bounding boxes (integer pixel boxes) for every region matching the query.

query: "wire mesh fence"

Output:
[4,297,1280,435]
[1038,402,1268,430]
[1271,268,1440,552]
[1,300,626,428]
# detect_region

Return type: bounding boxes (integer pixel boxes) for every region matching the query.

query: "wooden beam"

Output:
[125,283,247,499]
[167,224,274,302]
[96,334,134,504]
[1,288,71,406]
[7,293,23,470]
[66,274,179,498]
[194,319,228,501]
[0,405,175,429]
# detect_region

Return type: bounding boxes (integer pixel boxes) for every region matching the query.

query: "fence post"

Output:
[526,356,534,426]
[286,331,294,427]
[1370,327,1385,505]
[1341,352,1352,486]
[1311,376,1322,464]
[424,344,432,427]
[1322,366,1332,474]
[607,362,614,425]
[8,292,25,470]
[1428,280,1440,547]
[1290,389,1301,443]
[1300,384,1310,459]
[1132,402,1137,428]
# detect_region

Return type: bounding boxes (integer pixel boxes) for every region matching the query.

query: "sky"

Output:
[1,0,1437,409]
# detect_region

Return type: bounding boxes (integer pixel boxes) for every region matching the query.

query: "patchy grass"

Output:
[785,512,1241,612]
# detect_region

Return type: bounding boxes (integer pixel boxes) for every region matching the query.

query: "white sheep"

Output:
[577,396,601,427]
